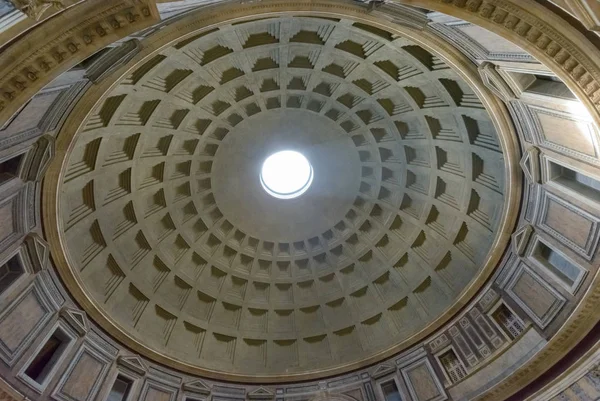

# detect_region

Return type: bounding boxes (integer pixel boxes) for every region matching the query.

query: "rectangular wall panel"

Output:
[0,283,52,365]
[140,380,177,401]
[52,343,111,401]
[528,235,588,293]
[530,106,600,163]
[401,359,447,401]
[0,190,23,253]
[505,263,565,328]
[537,190,600,260]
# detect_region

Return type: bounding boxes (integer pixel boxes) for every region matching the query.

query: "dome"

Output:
[52,15,515,380]
[0,0,599,400]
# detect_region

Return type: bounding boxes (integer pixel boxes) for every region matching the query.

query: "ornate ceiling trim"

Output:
[396,0,600,140]
[42,0,520,383]
[0,0,160,126]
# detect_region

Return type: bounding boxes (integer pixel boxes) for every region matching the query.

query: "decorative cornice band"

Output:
[0,0,159,125]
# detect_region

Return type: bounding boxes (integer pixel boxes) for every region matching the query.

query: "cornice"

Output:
[397,0,600,136]
[0,0,160,125]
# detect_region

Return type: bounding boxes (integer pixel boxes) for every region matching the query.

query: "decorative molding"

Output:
[50,341,112,401]
[0,0,159,125]
[370,364,396,379]
[511,224,533,256]
[527,105,600,165]
[559,0,600,32]
[507,100,534,144]
[23,232,48,272]
[85,39,142,84]
[479,62,518,103]
[520,146,540,184]
[0,282,54,366]
[117,354,148,376]
[505,262,566,329]
[526,234,588,295]
[430,22,533,64]
[478,288,499,313]
[36,269,65,309]
[428,333,451,353]
[10,0,65,21]
[138,379,178,401]
[16,319,77,394]
[60,306,89,336]
[494,252,521,290]
[377,3,428,30]
[183,379,212,396]
[248,387,275,400]
[400,357,447,401]
[536,190,600,261]
[23,133,54,181]
[0,189,25,254]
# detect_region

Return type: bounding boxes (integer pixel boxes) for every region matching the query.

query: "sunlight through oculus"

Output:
[260,151,313,199]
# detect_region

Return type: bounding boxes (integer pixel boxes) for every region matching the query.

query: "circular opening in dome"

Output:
[260,151,313,199]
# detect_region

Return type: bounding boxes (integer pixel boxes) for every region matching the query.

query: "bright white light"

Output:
[260,151,313,199]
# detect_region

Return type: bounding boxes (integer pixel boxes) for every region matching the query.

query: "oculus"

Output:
[260,150,314,199]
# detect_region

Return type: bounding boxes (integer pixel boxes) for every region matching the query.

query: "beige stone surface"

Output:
[544,198,592,250]
[512,271,556,319]
[0,202,13,245]
[536,112,597,157]
[0,290,45,353]
[60,352,104,401]
[406,363,442,401]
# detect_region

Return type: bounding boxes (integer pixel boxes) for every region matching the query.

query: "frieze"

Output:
[10,0,65,21]
[0,0,159,125]
[415,0,600,136]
